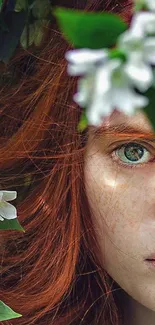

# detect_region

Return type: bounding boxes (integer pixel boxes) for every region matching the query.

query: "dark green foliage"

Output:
[0,11,26,63]
[0,0,52,62]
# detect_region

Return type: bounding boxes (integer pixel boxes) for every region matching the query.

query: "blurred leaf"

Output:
[134,0,147,12]
[15,0,36,11]
[20,23,35,48]
[0,0,3,11]
[143,87,155,132]
[24,173,32,187]
[0,300,22,321]
[0,11,26,63]
[109,48,127,62]
[53,7,127,49]
[77,110,88,132]
[0,218,25,232]
[33,19,49,46]
[15,0,27,12]
[32,0,51,19]
[28,0,38,8]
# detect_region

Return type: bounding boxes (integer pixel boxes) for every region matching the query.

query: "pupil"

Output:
[124,143,144,161]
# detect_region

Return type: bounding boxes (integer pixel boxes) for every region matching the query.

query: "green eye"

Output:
[115,142,151,165]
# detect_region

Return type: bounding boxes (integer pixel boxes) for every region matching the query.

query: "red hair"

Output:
[0,1,133,325]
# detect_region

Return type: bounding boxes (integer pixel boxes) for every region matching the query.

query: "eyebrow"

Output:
[93,123,155,140]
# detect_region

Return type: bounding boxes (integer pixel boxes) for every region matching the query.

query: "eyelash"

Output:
[110,141,155,169]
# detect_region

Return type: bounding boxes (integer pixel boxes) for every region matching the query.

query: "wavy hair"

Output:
[0,1,133,324]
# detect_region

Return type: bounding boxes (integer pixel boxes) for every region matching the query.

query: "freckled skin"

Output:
[84,111,155,325]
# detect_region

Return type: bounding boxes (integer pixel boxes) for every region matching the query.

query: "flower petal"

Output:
[0,216,4,221]
[118,30,143,52]
[124,56,153,92]
[131,12,155,35]
[113,87,149,115]
[86,108,104,126]
[145,0,155,11]
[0,201,17,220]
[95,59,122,96]
[144,37,155,64]
[65,48,108,65]
[73,91,89,107]
[1,190,17,202]
[73,60,118,108]
[86,90,114,126]
[67,62,94,76]
[83,60,123,126]
[95,65,111,95]
[73,75,95,107]
[87,99,112,126]
[65,49,109,76]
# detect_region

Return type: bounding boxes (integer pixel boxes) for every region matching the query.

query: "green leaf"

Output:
[24,173,32,186]
[15,0,36,11]
[109,48,127,62]
[0,11,26,63]
[0,218,25,232]
[0,300,22,321]
[20,23,35,48]
[143,87,155,132]
[53,7,127,49]
[28,0,37,6]
[32,0,51,19]
[0,0,3,11]
[77,110,88,132]
[14,0,27,12]
[33,19,49,46]
[134,0,147,12]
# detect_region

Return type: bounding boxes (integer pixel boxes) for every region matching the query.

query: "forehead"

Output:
[106,110,154,131]
[89,109,155,137]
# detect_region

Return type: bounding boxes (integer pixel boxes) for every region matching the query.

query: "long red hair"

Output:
[0,1,133,324]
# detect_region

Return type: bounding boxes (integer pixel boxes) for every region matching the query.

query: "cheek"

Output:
[84,149,148,280]
[84,149,147,236]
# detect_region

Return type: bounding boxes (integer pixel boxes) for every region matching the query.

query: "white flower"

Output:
[73,59,148,127]
[0,191,17,221]
[87,86,148,126]
[65,48,109,76]
[118,31,155,91]
[130,12,155,36]
[73,59,116,107]
[145,0,155,11]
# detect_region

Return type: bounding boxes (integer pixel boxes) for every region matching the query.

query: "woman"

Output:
[1,0,154,324]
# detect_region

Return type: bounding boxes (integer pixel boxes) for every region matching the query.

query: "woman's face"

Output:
[84,109,155,313]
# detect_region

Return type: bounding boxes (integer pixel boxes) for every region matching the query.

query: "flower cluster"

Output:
[0,190,17,221]
[65,1,155,127]
[0,189,21,320]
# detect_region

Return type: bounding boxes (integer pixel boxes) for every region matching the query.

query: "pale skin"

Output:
[84,109,155,325]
